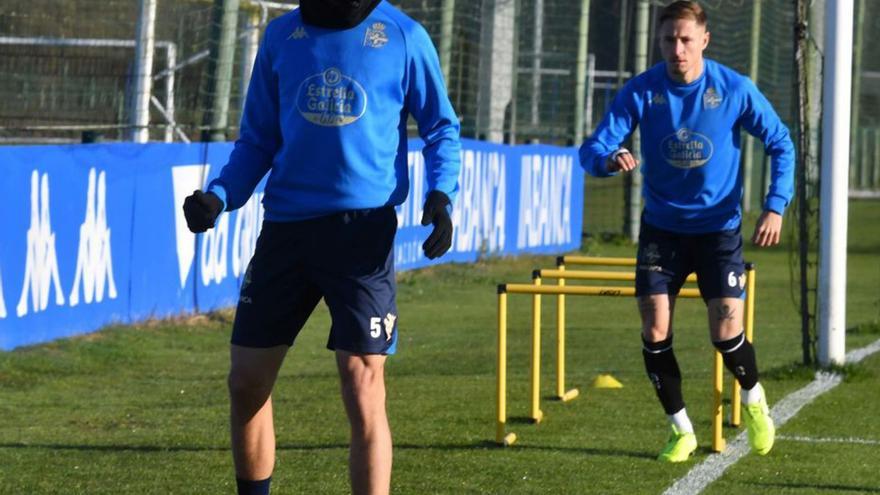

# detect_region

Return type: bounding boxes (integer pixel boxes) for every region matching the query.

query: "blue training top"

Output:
[208,1,461,221]
[579,59,795,234]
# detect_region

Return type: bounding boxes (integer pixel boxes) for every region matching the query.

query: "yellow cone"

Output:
[592,374,623,388]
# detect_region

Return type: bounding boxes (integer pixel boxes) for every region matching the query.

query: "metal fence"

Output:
[1,0,220,142]
[1,0,877,234]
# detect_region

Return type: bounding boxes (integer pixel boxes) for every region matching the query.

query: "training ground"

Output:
[0,200,878,494]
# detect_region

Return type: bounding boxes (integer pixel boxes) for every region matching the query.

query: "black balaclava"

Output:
[300,0,382,29]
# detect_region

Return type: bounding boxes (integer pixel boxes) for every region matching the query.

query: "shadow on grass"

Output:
[505,443,655,460]
[747,481,880,493]
[508,415,540,425]
[431,440,655,460]
[280,441,658,461]
[0,442,356,453]
[0,442,229,453]
[0,440,655,460]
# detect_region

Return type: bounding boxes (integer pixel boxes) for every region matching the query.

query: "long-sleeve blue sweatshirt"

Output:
[207,1,461,221]
[579,59,795,233]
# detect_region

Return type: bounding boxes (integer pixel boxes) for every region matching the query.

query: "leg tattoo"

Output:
[716,304,735,322]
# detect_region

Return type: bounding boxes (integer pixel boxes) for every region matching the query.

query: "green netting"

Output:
[1,0,877,227]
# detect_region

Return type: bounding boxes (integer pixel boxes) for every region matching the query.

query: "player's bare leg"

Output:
[229,344,289,482]
[639,294,697,461]
[639,294,676,343]
[336,350,392,495]
[707,297,775,454]
[706,297,743,341]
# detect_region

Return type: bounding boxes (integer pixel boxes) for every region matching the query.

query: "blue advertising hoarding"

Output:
[0,139,583,349]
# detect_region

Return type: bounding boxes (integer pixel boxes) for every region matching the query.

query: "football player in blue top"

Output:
[182,1,461,493]
[580,0,794,462]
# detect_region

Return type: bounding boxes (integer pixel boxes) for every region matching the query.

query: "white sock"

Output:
[668,408,694,433]
[742,382,765,405]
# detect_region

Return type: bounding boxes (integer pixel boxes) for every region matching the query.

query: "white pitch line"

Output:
[845,337,880,363]
[777,435,880,446]
[663,337,880,495]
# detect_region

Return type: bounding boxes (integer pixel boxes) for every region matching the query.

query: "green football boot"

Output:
[742,394,775,455]
[657,425,698,463]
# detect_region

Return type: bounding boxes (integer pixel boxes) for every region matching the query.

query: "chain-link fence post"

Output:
[240,7,261,115]
[477,0,516,143]
[573,0,591,145]
[440,0,456,83]
[742,0,762,213]
[202,0,240,142]
[807,0,824,199]
[508,0,521,144]
[625,0,649,242]
[851,0,865,186]
[131,0,158,143]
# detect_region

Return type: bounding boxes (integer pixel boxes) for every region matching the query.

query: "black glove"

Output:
[183,190,223,233]
[420,190,453,260]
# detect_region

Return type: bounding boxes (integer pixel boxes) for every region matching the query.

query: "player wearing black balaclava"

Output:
[300,0,382,29]
[183,1,461,494]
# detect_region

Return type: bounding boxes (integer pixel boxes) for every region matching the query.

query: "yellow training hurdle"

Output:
[495,256,756,454]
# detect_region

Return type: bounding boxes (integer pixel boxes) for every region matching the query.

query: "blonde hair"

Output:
[659,1,708,27]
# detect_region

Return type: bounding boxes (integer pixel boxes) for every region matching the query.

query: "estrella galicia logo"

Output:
[296,68,367,127]
[661,128,714,169]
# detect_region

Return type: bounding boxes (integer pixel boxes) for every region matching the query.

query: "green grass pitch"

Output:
[0,199,878,494]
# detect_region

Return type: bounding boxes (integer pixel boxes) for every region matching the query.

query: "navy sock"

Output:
[642,335,685,415]
[713,332,759,390]
[236,476,271,495]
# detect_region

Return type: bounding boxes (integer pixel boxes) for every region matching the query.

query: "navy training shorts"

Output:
[231,206,398,354]
[635,220,746,303]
